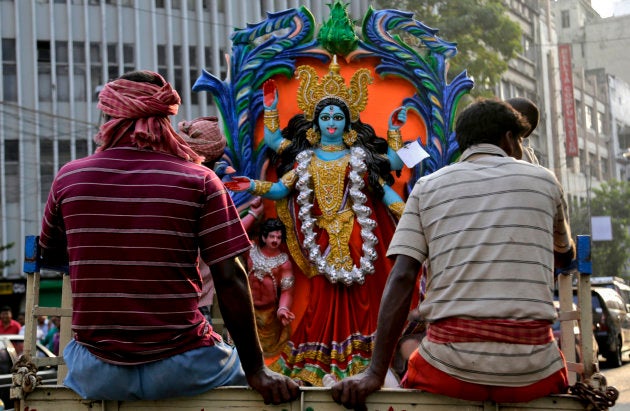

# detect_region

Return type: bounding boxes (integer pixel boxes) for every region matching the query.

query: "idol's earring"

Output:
[306,128,321,146]
[343,129,358,146]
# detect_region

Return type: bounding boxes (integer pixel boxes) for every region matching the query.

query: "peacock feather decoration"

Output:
[193,1,473,206]
[193,7,327,206]
[351,7,474,191]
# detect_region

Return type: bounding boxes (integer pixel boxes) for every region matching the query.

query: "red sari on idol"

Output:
[270,152,398,386]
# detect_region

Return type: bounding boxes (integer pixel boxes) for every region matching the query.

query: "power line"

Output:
[0,101,98,127]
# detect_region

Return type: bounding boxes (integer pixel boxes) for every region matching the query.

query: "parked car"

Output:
[589,287,630,367]
[590,276,630,308]
[0,335,57,410]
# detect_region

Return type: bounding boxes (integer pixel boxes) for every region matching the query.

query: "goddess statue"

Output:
[225,57,409,386]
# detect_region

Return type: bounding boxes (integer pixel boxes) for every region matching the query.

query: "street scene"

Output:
[1,0,630,410]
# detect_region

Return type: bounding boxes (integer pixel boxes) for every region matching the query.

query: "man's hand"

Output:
[247,366,300,405]
[331,368,383,411]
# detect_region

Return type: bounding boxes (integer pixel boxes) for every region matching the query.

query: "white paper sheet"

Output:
[396,140,430,168]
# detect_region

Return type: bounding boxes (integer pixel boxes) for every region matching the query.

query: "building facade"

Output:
[552,0,630,197]
[0,0,370,279]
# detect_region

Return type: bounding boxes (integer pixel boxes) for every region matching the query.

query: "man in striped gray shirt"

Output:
[333,98,575,409]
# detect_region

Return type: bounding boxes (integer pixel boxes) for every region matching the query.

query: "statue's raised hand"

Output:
[224,176,252,192]
[263,79,278,110]
[389,106,408,130]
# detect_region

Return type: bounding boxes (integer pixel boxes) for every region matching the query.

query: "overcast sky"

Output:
[591,0,615,17]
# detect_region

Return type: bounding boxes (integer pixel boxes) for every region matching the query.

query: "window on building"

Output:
[59,140,71,166]
[56,41,70,102]
[156,0,182,8]
[589,152,598,179]
[574,100,583,126]
[4,139,19,203]
[71,42,87,100]
[37,41,51,62]
[501,80,511,99]
[90,42,101,63]
[585,106,593,130]
[157,44,167,66]
[40,139,54,203]
[74,66,87,101]
[73,41,85,64]
[578,148,586,174]
[107,43,119,81]
[2,38,17,101]
[561,10,570,28]
[597,111,605,134]
[618,123,630,150]
[123,43,134,73]
[522,35,534,61]
[38,67,52,102]
[76,139,88,159]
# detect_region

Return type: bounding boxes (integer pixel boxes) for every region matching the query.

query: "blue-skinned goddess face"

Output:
[318,105,346,141]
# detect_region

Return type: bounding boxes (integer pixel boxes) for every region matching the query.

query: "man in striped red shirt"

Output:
[39,70,298,403]
[332,98,576,409]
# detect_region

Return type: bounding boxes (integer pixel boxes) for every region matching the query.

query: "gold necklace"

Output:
[318,143,346,152]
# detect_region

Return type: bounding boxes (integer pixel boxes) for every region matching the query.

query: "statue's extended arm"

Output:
[276,260,295,326]
[262,80,291,154]
[382,183,405,219]
[224,172,293,201]
[386,107,408,171]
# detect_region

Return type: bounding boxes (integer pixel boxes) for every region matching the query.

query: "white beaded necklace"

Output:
[294,147,378,286]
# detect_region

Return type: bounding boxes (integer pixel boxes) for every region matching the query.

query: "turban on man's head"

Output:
[94,70,202,163]
[178,117,226,162]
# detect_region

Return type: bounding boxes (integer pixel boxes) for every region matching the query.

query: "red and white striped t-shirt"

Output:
[39,146,251,365]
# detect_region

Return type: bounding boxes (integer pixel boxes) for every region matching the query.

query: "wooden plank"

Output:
[20,386,589,411]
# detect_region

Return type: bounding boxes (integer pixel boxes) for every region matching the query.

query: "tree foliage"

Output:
[1,242,15,270]
[374,0,522,97]
[570,180,630,279]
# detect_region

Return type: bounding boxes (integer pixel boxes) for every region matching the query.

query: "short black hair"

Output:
[506,97,539,137]
[259,218,286,244]
[455,98,529,152]
[1,305,12,313]
[118,70,165,87]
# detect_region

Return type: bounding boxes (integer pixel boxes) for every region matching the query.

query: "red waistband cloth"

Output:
[403,317,567,402]
[95,71,202,164]
[426,317,554,344]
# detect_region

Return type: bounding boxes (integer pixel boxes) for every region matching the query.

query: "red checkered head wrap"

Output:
[94,71,202,163]
[178,116,226,162]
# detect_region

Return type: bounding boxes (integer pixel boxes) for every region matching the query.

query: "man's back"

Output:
[415,144,566,321]
[40,146,248,365]
[390,143,572,386]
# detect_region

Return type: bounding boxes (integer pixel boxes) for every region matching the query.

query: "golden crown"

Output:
[295,56,372,123]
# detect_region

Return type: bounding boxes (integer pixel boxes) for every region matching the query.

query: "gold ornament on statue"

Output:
[264,109,279,133]
[387,129,403,151]
[306,128,321,145]
[296,55,372,123]
[343,129,358,146]
[250,180,273,196]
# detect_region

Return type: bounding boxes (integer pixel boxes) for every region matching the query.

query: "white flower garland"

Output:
[294,147,378,286]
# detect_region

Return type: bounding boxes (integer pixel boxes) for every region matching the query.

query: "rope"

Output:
[569,373,619,411]
[11,354,42,398]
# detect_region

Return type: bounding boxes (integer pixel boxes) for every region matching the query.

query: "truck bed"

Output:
[19,385,589,411]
